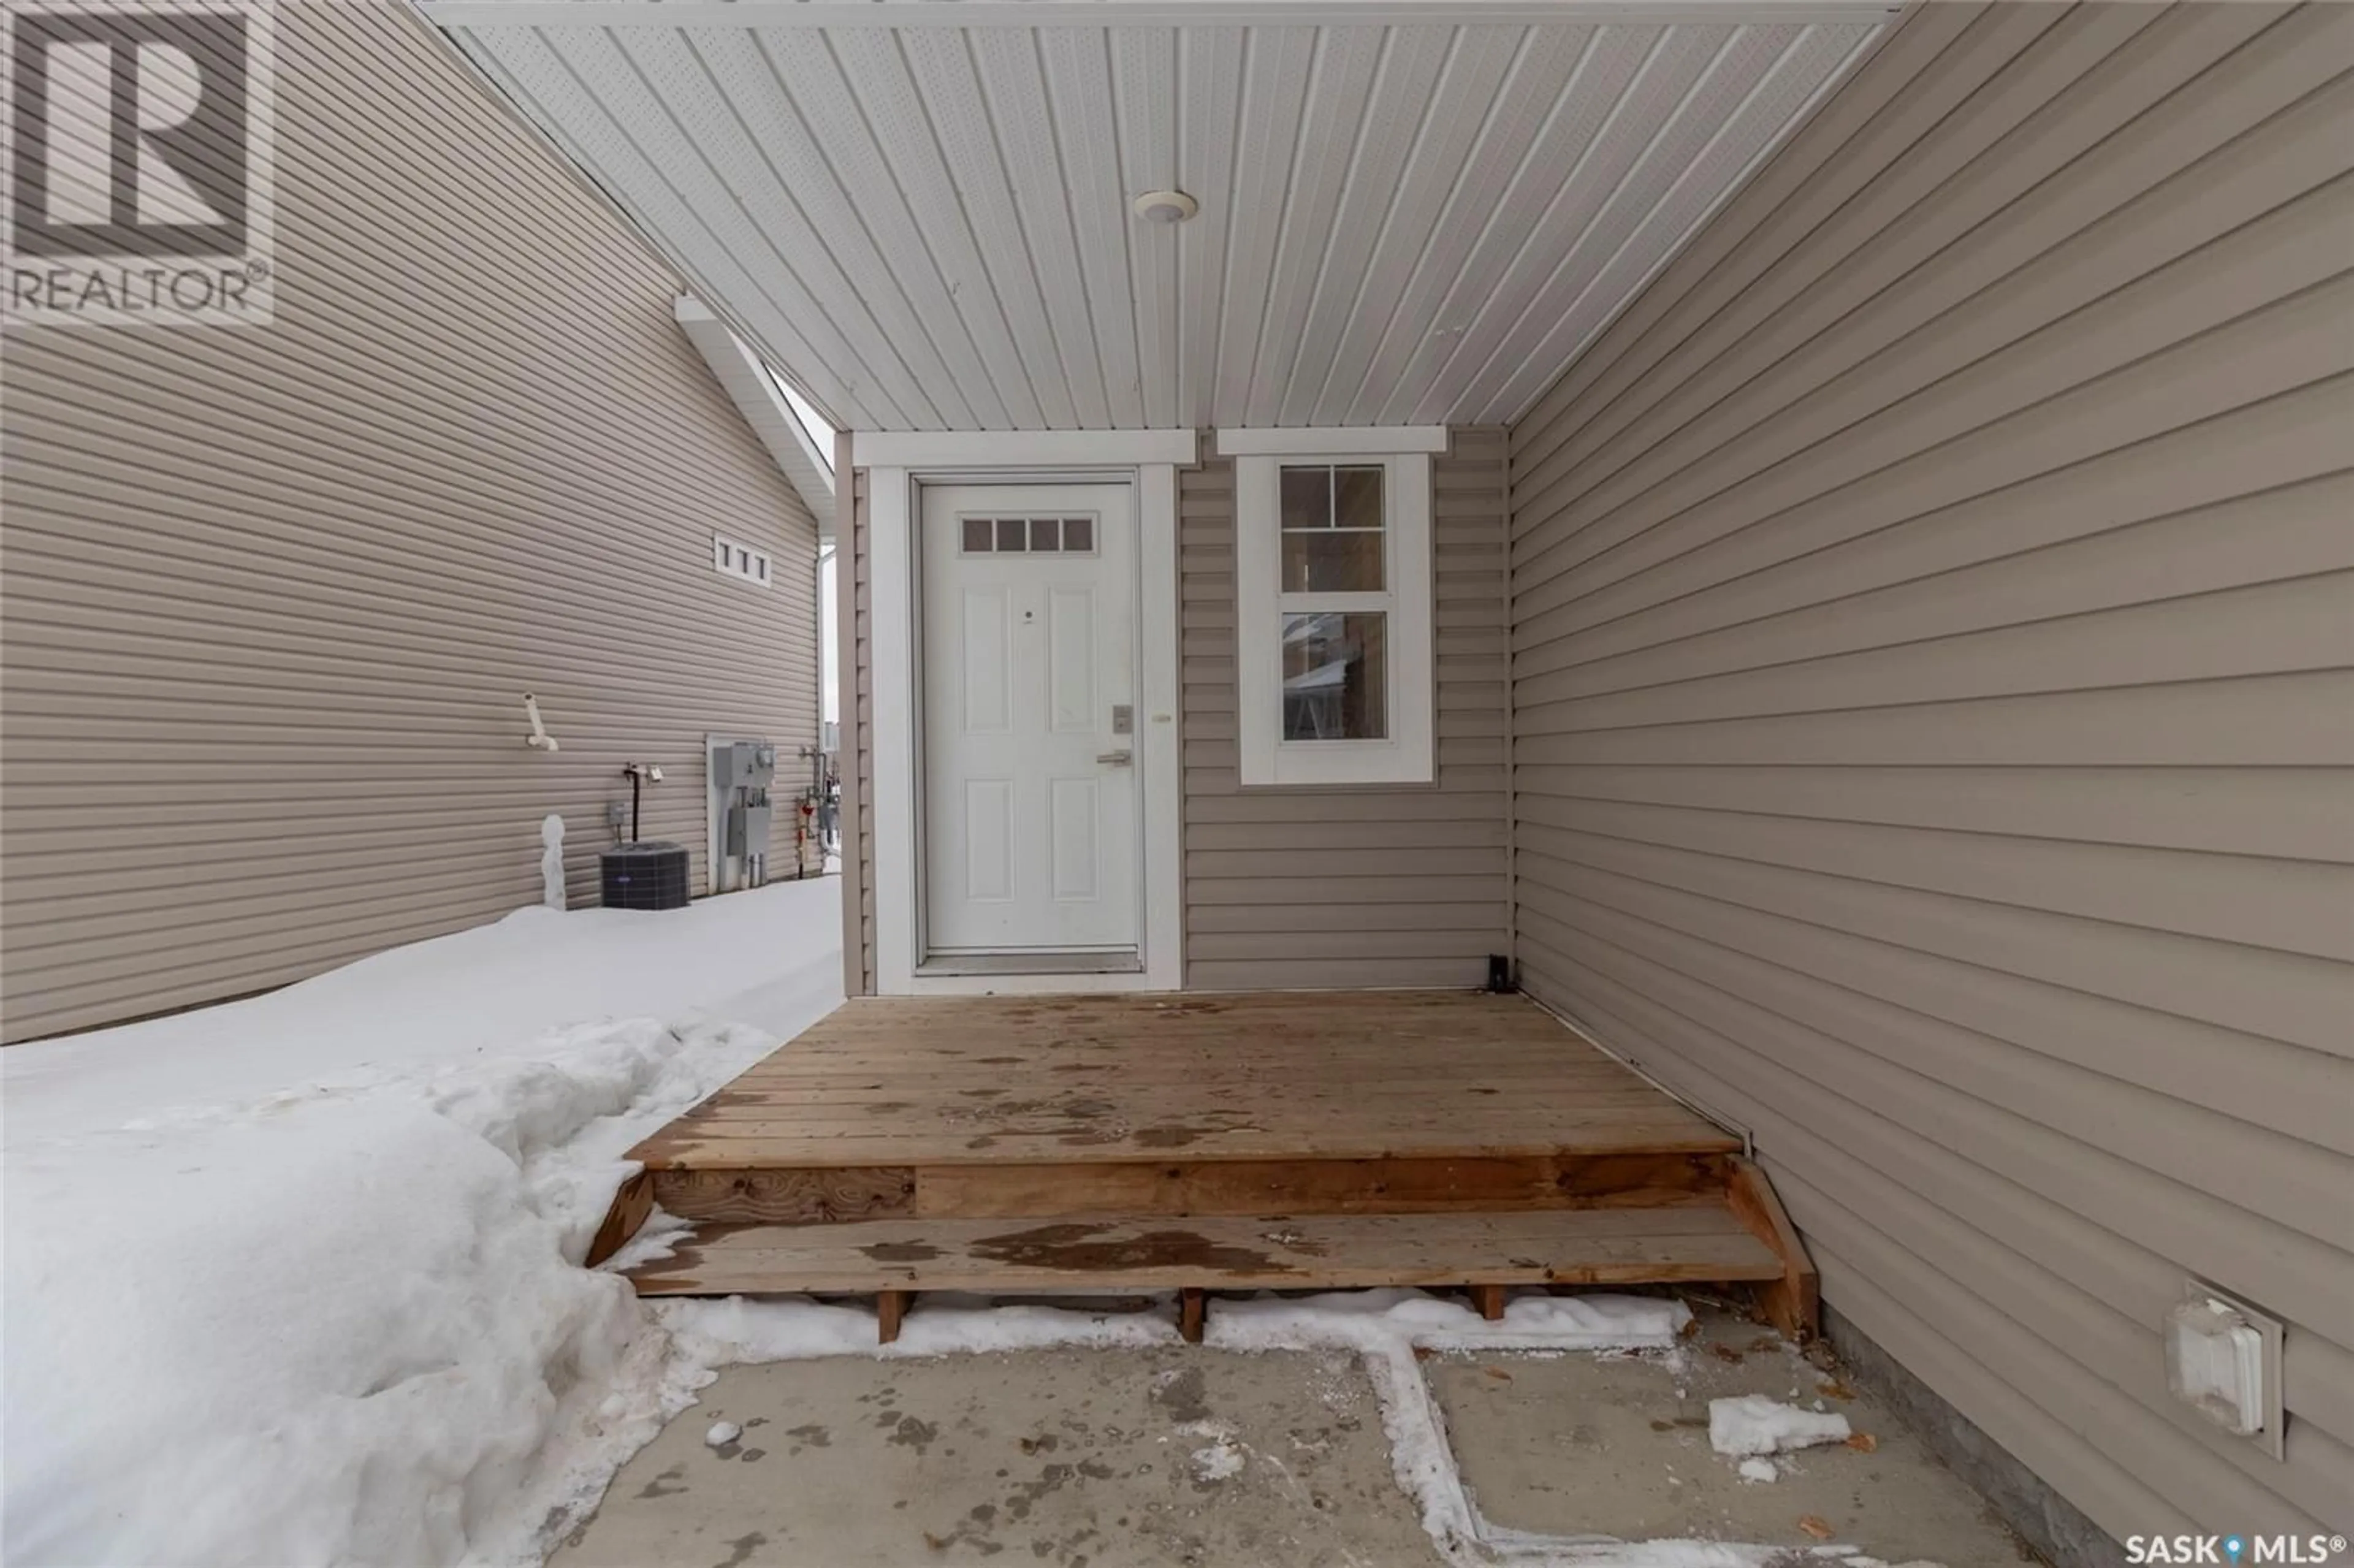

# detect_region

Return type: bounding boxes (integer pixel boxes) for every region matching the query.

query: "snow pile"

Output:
[1708,1395,1854,1457]
[4,885,839,1140]
[1735,1457,1779,1484]
[4,880,844,1568]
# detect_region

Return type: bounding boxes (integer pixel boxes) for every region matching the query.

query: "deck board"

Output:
[631,991,1739,1169]
[625,1202,1785,1296]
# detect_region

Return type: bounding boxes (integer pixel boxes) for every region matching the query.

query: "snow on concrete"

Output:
[649,1288,1655,1562]
[1178,1419,1247,1483]
[1708,1394,1855,1457]
[660,1293,1179,1366]
[1209,1286,1693,1353]
[1736,1457,1779,1483]
[4,879,844,1568]
[1191,1437,1247,1482]
[648,1286,1898,1568]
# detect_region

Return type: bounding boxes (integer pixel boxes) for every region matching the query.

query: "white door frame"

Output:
[861,430,1191,995]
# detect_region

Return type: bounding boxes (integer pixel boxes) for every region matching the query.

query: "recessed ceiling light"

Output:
[1132,190,1199,224]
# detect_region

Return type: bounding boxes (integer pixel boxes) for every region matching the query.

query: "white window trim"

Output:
[1215,425,1448,457]
[856,429,1196,468]
[1232,445,1435,788]
[866,454,1184,995]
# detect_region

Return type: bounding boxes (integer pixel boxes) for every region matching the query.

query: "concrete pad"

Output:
[555,1301,2036,1567]
[1428,1303,2036,1563]
[552,1346,1434,1568]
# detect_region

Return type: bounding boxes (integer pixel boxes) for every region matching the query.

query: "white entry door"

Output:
[920,482,1138,957]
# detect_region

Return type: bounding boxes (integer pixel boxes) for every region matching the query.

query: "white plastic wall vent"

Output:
[2164,1282,2285,1458]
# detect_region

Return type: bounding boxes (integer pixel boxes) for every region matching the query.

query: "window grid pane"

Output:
[1333,465,1383,530]
[1280,465,1331,530]
[961,516,1099,554]
[1278,463,1385,592]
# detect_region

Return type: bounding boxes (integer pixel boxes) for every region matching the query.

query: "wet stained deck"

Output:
[629,989,1742,1171]
[601,991,1815,1340]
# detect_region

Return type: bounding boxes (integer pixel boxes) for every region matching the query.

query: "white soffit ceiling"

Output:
[423,2,1894,432]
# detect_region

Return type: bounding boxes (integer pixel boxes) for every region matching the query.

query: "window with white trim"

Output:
[1231,443,1435,786]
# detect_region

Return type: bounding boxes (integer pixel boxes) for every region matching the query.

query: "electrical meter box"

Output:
[706,736,780,894]
[712,742,777,791]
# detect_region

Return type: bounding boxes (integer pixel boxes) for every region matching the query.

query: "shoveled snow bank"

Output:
[1708,1394,1854,1456]
[4,880,843,1568]
[4,883,840,1140]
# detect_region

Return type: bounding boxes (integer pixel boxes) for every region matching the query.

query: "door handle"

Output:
[1096,750,1134,767]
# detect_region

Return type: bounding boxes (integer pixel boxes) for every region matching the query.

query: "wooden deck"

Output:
[633,991,1739,1167]
[629,1208,1786,1296]
[598,991,1816,1342]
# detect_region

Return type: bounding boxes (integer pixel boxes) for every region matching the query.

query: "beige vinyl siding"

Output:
[0,1,822,1043]
[1181,432,1510,990]
[1504,0,2353,1542]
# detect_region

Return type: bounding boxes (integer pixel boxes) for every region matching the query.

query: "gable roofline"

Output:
[675,294,837,536]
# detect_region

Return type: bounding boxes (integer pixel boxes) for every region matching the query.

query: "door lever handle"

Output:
[1096,750,1134,767]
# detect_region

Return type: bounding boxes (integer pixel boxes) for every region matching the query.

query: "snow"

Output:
[1208,1287,1692,1353]
[1708,1395,1855,1457]
[1736,1457,1779,1483]
[703,1421,742,1448]
[5,880,844,1568]
[4,885,839,1139]
[1178,1419,1247,1482]
[1190,1439,1246,1482]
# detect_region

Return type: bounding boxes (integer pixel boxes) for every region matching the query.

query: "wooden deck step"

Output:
[625,1199,1786,1299]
